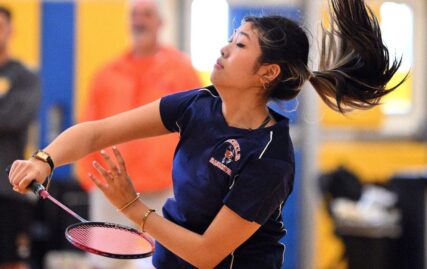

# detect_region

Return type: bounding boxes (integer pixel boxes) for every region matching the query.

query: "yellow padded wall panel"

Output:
[320,104,383,129]
[0,0,40,68]
[315,203,346,269]
[75,0,130,117]
[319,142,427,182]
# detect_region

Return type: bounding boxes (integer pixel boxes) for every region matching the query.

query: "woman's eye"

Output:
[236,43,245,48]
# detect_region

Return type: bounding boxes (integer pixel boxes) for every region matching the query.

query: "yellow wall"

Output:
[319,142,427,182]
[320,104,383,129]
[315,203,347,269]
[75,0,130,117]
[0,0,40,68]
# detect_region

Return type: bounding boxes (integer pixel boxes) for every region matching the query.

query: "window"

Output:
[190,0,229,73]
[380,2,414,115]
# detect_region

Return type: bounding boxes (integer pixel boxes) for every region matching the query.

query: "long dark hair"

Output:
[245,0,406,113]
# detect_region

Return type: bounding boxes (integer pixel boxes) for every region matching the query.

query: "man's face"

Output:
[130,0,162,50]
[0,13,11,52]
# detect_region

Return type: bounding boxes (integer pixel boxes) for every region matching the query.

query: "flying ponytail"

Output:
[310,0,407,112]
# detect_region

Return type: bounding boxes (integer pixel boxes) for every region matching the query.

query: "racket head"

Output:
[65,222,154,259]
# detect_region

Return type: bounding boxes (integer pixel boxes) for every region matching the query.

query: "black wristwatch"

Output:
[32,150,54,173]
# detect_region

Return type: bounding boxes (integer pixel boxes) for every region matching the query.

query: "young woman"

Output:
[9,0,404,268]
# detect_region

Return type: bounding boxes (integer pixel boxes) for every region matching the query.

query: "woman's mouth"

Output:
[214,59,224,69]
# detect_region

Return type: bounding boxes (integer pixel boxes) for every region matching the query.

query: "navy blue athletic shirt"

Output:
[154,86,295,268]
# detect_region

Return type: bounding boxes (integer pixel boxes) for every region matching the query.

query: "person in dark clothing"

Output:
[0,6,41,269]
[9,0,405,268]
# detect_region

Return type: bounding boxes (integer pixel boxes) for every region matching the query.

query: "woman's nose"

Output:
[220,45,228,58]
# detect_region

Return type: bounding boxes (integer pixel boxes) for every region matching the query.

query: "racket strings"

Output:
[66,223,154,256]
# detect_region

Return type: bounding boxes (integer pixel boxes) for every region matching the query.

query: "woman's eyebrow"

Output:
[237,31,251,40]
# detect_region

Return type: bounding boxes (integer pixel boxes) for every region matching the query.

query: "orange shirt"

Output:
[76,46,202,192]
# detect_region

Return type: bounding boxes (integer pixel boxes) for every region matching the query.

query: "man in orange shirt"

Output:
[76,0,201,268]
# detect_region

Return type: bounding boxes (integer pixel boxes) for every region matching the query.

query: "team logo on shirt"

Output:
[209,139,241,176]
[222,139,241,164]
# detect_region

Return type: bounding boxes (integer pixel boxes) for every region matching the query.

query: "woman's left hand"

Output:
[89,146,139,211]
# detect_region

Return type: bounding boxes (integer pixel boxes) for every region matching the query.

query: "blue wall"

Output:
[40,2,75,179]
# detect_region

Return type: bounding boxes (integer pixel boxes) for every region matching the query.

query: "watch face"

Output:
[32,150,53,171]
[37,151,49,160]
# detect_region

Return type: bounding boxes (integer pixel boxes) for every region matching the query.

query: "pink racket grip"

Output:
[5,165,48,199]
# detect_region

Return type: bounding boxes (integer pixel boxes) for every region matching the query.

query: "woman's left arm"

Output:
[133,203,259,268]
[91,148,260,269]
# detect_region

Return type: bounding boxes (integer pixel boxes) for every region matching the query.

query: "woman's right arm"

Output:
[9,99,170,192]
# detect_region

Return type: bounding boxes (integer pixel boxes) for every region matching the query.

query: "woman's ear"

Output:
[258,64,281,85]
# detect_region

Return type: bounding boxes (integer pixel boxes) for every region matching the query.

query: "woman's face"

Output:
[211,22,263,90]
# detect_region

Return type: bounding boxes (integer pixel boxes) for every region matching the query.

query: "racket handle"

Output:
[29,181,46,197]
[5,165,46,197]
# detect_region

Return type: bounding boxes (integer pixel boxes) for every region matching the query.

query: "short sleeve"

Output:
[159,89,199,132]
[223,158,294,225]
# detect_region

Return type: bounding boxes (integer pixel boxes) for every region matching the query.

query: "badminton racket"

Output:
[6,166,154,259]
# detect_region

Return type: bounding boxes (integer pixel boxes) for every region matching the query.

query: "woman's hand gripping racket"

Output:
[6,166,154,259]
